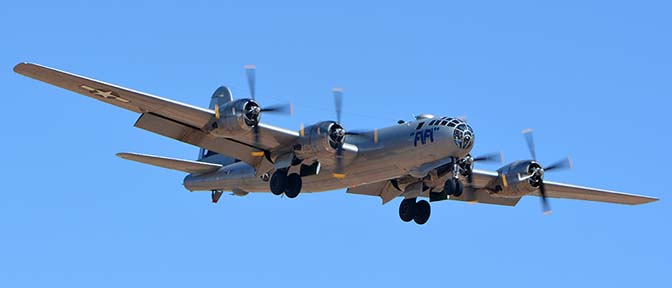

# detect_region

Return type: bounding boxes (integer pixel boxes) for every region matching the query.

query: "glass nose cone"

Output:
[453,122,474,149]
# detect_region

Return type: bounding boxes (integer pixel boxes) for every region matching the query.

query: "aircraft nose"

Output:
[452,121,474,150]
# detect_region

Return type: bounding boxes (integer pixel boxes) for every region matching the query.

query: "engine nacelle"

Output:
[294,121,344,160]
[491,160,543,197]
[209,99,260,137]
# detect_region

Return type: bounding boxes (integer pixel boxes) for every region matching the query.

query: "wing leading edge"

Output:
[14,62,299,155]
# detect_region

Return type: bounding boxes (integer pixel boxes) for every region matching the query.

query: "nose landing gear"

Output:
[398,198,431,225]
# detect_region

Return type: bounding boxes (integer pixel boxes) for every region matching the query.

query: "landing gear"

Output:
[269,169,303,198]
[443,178,464,197]
[285,173,302,198]
[270,169,288,195]
[443,159,465,197]
[399,199,417,222]
[414,200,431,225]
[398,198,431,225]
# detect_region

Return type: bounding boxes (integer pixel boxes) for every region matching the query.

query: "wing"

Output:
[470,169,658,205]
[14,62,299,153]
[117,152,222,174]
[14,62,213,129]
[536,181,657,205]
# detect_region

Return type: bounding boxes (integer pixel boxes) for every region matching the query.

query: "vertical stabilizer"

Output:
[198,86,236,165]
[209,86,233,109]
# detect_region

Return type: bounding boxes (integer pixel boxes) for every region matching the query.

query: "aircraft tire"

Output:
[453,180,464,197]
[444,179,457,195]
[285,173,302,198]
[270,170,288,195]
[413,200,431,225]
[399,198,417,222]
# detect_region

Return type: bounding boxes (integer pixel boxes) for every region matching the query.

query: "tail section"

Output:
[198,86,237,165]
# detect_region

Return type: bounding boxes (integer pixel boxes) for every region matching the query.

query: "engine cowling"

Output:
[209,99,260,137]
[491,160,543,197]
[294,121,345,160]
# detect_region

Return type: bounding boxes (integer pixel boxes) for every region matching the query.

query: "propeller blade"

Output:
[253,124,260,147]
[545,156,573,172]
[344,129,380,144]
[333,88,343,124]
[539,181,552,215]
[333,147,346,178]
[522,128,537,160]
[244,64,256,100]
[473,152,504,164]
[260,103,293,115]
[344,130,365,136]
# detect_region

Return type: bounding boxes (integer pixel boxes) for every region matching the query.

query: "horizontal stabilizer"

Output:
[116,152,222,174]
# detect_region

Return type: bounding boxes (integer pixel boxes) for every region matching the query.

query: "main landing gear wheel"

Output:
[399,198,432,225]
[444,178,464,197]
[285,173,302,198]
[414,200,431,225]
[399,198,417,222]
[270,170,288,195]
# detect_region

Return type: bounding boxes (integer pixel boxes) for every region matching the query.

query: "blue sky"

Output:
[1,0,670,286]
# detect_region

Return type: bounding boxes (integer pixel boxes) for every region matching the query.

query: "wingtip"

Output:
[642,197,659,204]
[13,62,30,73]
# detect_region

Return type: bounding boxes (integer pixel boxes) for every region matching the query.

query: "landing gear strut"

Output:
[444,159,464,197]
[398,198,431,225]
[269,169,303,198]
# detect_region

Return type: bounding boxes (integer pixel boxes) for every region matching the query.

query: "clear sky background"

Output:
[1,0,670,287]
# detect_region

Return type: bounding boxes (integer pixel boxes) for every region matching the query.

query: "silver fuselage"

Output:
[184,116,473,193]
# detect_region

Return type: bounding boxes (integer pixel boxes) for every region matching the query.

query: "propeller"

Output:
[328,88,379,178]
[462,152,505,186]
[332,88,347,178]
[240,65,293,150]
[521,129,573,214]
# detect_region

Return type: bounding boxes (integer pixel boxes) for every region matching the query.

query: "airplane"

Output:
[13,62,658,225]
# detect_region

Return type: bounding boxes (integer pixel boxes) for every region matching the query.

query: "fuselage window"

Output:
[428,120,436,126]
[440,121,448,126]
[416,122,425,130]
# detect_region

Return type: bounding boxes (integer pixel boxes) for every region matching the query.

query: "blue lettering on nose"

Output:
[413,129,435,146]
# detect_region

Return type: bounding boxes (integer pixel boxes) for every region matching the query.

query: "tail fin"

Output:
[198,86,237,165]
